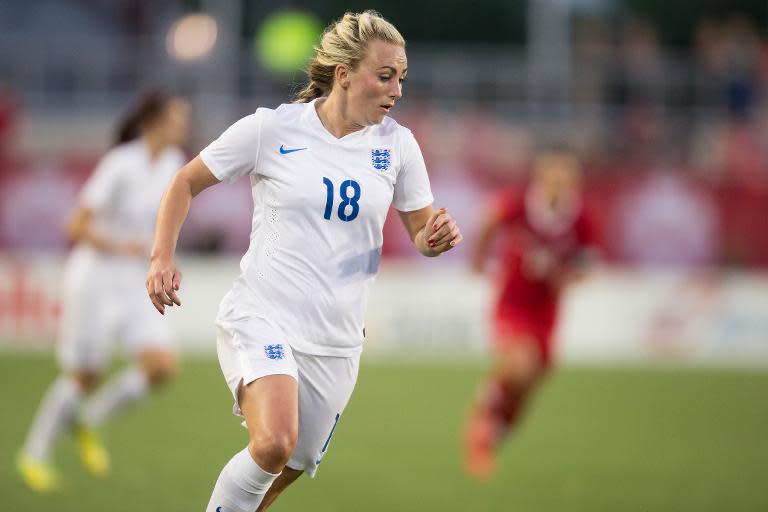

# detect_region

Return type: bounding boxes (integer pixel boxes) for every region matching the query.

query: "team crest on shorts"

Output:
[264,344,285,360]
[371,148,391,172]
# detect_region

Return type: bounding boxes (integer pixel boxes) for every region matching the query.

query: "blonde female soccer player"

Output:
[18,91,190,492]
[146,11,463,512]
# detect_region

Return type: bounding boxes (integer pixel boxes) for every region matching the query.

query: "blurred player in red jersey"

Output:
[464,147,599,479]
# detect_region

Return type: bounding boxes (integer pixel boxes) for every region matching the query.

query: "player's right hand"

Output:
[146,256,182,315]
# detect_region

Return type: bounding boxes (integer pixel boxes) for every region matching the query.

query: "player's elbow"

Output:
[64,222,81,244]
[167,171,193,199]
[64,210,88,244]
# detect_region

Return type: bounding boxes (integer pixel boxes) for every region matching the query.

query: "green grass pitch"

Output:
[1,353,767,511]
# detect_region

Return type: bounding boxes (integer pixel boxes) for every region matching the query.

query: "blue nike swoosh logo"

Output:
[279,145,307,154]
[216,507,222,512]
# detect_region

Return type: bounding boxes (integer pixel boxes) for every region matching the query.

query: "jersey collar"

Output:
[307,98,371,145]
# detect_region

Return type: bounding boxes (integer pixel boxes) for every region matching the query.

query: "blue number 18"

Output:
[323,177,361,222]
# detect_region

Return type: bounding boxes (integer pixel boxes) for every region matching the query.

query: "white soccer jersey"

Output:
[58,139,184,369]
[79,139,185,251]
[200,99,434,357]
[66,140,183,311]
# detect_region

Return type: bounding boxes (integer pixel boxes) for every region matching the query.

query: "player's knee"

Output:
[248,430,297,468]
[149,360,178,387]
[147,367,174,388]
[517,365,541,390]
[498,355,540,390]
[73,371,102,392]
[141,352,179,388]
[499,372,529,393]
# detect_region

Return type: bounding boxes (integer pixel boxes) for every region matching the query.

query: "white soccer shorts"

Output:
[215,318,359,477]
[57,261,173,372]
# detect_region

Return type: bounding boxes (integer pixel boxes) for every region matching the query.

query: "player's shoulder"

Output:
[160,145,186,168]
[493,187,524,219]
[97,140,143,170]
[103,139,140,159]
[497,186,523,205]
[212,106,278,145]
[273,101,306,120]
[252,102,308,134]
[258,101,321,131]
[231,105,277,128]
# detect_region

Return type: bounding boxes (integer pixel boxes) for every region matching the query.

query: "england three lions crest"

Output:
[371,148,391,172]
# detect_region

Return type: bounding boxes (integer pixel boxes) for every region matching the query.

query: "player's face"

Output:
[158,98,190,147]
[534,154,582,208]
[347,40,407,125]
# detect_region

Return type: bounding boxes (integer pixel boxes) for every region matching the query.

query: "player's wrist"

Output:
[149,246,175,263]
[85,231,119,255]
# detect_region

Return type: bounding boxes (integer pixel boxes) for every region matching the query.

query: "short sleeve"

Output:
[392,131,434,211]
[199,110,264,183]
[80,151,122,211]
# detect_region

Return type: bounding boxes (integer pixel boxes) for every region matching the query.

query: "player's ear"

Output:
[335,64,351,89]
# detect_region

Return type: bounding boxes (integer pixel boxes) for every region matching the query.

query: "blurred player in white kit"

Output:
[17,90,190,492]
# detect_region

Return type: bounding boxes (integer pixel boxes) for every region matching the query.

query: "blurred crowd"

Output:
[399,14,768,268]
[570,14,768,178]
[2,15,768,267]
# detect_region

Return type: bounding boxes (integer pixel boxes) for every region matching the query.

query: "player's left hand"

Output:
[424,207,463,254]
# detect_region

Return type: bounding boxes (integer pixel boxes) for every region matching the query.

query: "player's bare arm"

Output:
[470,205,504,273]
[397,205,463,257]
[551,245,601,291]
[66,206,145,257]
[146,156,220,314]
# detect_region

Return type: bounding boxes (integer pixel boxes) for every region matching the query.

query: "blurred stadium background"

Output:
[1,1,767,510]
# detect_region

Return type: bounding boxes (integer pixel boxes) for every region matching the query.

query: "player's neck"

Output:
[141,133,166,162]
[315,95,365,139]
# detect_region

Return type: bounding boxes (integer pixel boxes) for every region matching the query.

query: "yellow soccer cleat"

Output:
[76,426,111,477]
[16,454,61,493]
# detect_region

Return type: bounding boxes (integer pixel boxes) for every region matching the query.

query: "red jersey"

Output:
[494,186,597,308]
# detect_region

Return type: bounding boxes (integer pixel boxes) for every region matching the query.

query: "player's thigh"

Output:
[287,351,360,478]
[495,340,541,384]
[239,374,299,449]
[137,348,178,370]
[493,316,544,385]
[215,316,299,413]
[215,316,302,456]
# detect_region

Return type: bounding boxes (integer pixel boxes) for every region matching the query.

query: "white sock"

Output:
[22,376,82,461]
[206,447,280,512]
[81,366,149,428]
